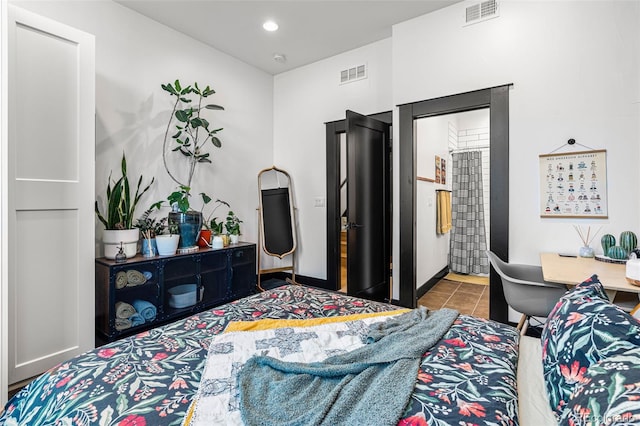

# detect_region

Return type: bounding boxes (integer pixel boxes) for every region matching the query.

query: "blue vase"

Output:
[141,238,157,257]
[168,211,203,249]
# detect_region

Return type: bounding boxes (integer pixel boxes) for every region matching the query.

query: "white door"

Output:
[6,6,95,385]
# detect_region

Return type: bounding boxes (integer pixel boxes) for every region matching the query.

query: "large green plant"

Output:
[95,153,154,230]
[161,79,224,212]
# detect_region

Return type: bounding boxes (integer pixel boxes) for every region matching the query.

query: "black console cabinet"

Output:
[95,243,256,343]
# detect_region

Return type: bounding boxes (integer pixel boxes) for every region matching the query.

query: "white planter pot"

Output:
[156,234,180,256]
[103,229,139,259]
[229,234,239,245]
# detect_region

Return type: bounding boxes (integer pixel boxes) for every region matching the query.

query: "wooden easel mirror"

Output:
[257,166,298,290]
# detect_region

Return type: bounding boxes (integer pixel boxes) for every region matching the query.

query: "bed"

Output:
[0,285,521,425]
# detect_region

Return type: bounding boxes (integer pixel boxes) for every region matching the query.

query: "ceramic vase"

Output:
[141,238,157,257]
[579,246,594,258]
[229,234,239,245]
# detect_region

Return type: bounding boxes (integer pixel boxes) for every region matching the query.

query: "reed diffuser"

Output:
[574,225,601,258]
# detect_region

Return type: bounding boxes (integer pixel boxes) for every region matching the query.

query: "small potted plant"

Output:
[209,217,225,248]
[225,210,242,244]
[134,204,167,257]
[199,199,229,247]
[155,221,180,256]
[95,153,154,259]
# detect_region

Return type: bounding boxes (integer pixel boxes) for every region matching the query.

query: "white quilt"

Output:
[185,315,400,426]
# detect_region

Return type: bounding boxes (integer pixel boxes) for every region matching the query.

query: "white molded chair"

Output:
[487,250,567,334]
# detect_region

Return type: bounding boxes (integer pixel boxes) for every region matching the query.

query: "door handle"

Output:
[345,222,364,230]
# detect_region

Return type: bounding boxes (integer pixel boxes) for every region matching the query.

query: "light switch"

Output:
[314,197,325,207]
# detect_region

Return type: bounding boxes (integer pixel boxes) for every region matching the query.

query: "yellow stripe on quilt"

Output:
[224,309,410,333]
[183,399,196,426]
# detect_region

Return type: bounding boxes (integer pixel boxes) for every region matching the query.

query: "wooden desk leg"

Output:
[516,314,527,332]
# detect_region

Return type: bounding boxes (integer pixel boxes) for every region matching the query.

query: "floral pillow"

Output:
[541,275,640,417]
[558,349,640,425]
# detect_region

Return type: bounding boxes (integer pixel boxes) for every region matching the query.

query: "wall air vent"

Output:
[340,64,367,85]
[464,0,499,26]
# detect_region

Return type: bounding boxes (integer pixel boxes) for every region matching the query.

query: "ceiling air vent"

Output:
[465,0,499,26]
[340,64,367,85]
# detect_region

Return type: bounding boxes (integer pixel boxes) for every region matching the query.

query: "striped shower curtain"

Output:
[449,151,489,274]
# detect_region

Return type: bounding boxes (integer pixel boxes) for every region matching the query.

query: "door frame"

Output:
[325,111,392,292]
[397,85,511,323]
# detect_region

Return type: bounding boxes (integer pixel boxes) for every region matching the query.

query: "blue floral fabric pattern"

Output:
[559,349,640,425]
[398,314,520,426]
[541,275,640,418]
[0,285,520,426]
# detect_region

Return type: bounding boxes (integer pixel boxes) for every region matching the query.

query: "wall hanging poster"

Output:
[435,155,441,183]
[539,149,607,218]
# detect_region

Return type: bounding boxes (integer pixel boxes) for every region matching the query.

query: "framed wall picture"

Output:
[435,155,441,183]
[441,158,446,185]
[539,149,607,218]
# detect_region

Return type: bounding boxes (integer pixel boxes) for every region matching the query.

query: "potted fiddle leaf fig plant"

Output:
[95,153,154,259]
[161,79,225,250]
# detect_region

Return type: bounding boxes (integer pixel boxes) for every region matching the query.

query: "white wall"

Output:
[393,1,640,269]
[273,39,393,278]
[10,0,274,254]
[416,115,452,287]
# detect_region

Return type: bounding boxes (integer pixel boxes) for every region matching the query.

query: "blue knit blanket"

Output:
[238,307,459,426]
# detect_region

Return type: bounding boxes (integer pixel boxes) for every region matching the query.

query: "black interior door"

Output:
[346,110,391,302]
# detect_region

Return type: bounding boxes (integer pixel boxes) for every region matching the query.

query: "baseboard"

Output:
[259,272,330,290]
[416,266,449,299]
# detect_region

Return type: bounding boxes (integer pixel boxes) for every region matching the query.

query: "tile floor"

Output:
[418,279,489,318]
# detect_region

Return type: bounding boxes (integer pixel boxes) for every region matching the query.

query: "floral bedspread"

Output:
[0,285,520,426]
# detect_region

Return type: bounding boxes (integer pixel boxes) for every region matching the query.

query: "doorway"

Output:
[415,108,491,281]
[398,85,511,323]
[325,111,392,302]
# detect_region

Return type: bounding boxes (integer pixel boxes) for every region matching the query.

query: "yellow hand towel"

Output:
[436,191,452,234]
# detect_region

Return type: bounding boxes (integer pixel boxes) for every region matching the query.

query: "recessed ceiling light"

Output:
[263,21,279,32]
[273,53,287,63]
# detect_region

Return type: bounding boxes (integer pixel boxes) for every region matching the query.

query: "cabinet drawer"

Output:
[231,246,256,266]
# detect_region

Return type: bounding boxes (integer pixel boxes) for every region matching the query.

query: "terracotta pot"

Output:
[198,229,212,247]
